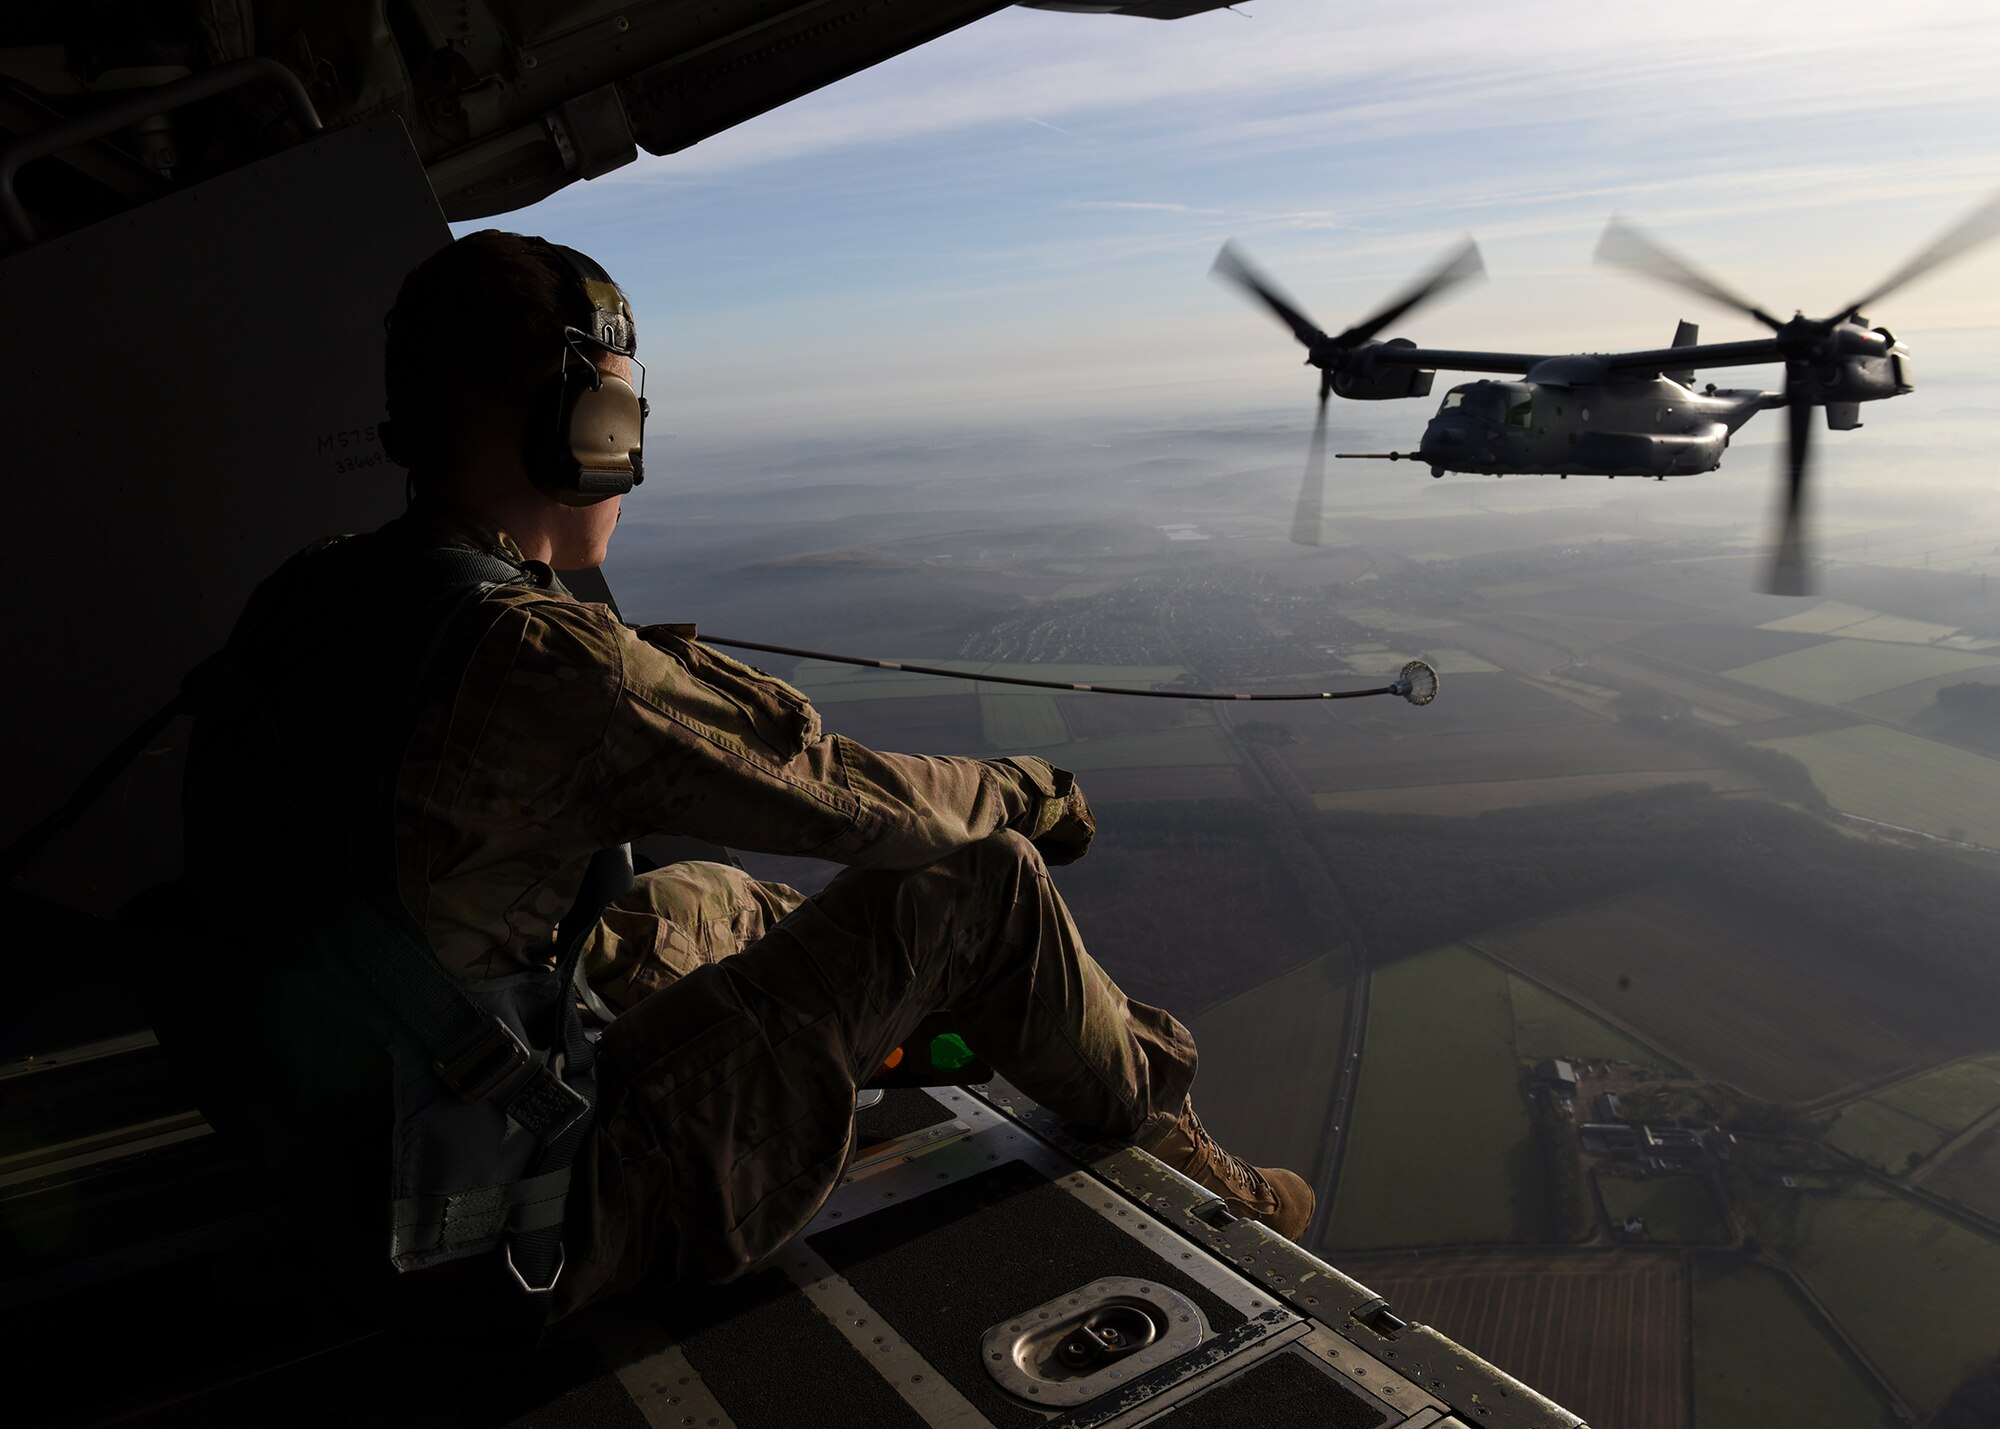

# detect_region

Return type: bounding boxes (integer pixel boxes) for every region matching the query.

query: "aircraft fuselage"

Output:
[1418,375,1771,478]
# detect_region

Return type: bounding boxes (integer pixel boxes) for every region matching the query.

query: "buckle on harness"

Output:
[435,1017,592,1143]
[435,1016,539,1104]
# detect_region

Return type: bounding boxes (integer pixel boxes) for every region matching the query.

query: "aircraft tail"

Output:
[1665,320,1698,388]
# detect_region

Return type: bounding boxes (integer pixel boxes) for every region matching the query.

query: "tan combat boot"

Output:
[1144,1098,1315,1241]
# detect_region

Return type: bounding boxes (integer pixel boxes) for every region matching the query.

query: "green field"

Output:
[1507,974,1673,1067]
[1826,1055,2000,1173]
[1187,953,1349,1180]
[1327,945,1547,1250]
[1368,648,1499,675]
[1692,1257,1892,1429]
[979,692,1068,748]
[1725,640,1996,705]
[1733,1178,2000,1416]
[1757,600,1963,646]
[1874,1053,2000,1130]
[1755,725,2000,846]
[1757,599,1882,635]
[1049,725,1239,771]
[1596,1172,1730,1244]
[1824,1099,1950,1173]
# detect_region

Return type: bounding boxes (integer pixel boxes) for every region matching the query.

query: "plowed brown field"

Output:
[1339,1251,1686,1429]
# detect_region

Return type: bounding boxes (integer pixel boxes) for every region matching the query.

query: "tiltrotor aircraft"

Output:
[1215,190,2000,593]
[3,6,1576,1428]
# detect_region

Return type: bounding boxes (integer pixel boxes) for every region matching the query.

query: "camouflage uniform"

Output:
[373,510,1196,1314]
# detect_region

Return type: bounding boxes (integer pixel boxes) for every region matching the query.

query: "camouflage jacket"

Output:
[390,511,1072,980]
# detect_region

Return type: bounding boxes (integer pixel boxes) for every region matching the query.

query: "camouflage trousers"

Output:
[552,831,1197,1317]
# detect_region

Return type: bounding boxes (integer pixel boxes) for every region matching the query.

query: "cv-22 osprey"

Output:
[1215,191,2000,593]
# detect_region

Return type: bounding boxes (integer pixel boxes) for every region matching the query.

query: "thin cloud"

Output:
[1068,201,1226,215]
[595,2,2000,180]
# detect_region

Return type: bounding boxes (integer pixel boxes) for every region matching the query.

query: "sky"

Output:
[460,1,2000,444]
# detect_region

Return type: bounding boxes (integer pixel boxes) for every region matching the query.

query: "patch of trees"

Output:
[1313,784,2000,1007]
[1531,1092,1590,1241]
[1611,690,1828,810]
[1056,798,1345,1014]
[1935,681,2000,719]
[1933,1354,2000,1429]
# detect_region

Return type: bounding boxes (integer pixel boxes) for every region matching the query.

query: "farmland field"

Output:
[1507,973,1671,1066]
[1364,647,1498,675]
[1835,614,1967,644]
[1617,621,1828,671]
[1827,1055,2000,1175]
[1847,663,2000,722]
[1079,765,1251,802]
[1338,1251,1685,1429]
[1824,1099,1950,1173]
[1724,640,1997,704]
[979,691,1068,748]
[1312,768,1751,817]
[1758,600,1897,636]
[1927,1120,2000,1222]
[1326,945,1548,1250]
[1280,721,1716,794]
[1064,695,1197,741]
[1474,882,1941,1103]
[1186,953,1349,1181]
[1047,725,1239,771]
[1732,1177,2000,1417]
[1873,1052,2000,1130]
[1756,724,2000,846]
[1692,1257,1892,1429]
[1333,671,1606,737]
[1342,607,1459,634]
[1594,1172,1730,1244]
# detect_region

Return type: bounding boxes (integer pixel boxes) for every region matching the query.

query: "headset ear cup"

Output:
[527,366,644,506]
[561,373,646,504]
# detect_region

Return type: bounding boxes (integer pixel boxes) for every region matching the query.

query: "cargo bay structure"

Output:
[1,9,1584,1426]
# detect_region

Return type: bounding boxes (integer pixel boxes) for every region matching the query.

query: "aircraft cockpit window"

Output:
[1443,391,1465,410]
[1506,396,1533,428]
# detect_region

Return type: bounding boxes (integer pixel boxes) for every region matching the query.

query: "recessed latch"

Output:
[982,1277,1210,1407]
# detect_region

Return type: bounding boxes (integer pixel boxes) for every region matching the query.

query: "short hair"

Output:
[383,230,633,422]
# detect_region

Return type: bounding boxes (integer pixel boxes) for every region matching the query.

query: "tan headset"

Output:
[526,240,648,507]
[380,239,648,505]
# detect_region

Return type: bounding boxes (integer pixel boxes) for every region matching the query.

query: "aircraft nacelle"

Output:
[1331,338,1435,400]
[1813,337,1913,406]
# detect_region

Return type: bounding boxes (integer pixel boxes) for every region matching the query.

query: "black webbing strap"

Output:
[501,841,631,1290]
[338,878,599,1145]
[391,1167,572,1259]
[272,537,617,1290]
[341,538,624,1292]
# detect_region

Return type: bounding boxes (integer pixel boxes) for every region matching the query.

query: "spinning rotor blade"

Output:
[1212,242,1328,350]
[1292,370,1332,546]
[1328,237,1485,349]
[1596,216,1783,330]
[1767,381,1816,596]
[1840,187,2000,319]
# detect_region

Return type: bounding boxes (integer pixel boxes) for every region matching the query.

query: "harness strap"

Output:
[390,1166,573,1263]
[338,885,598,1144]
